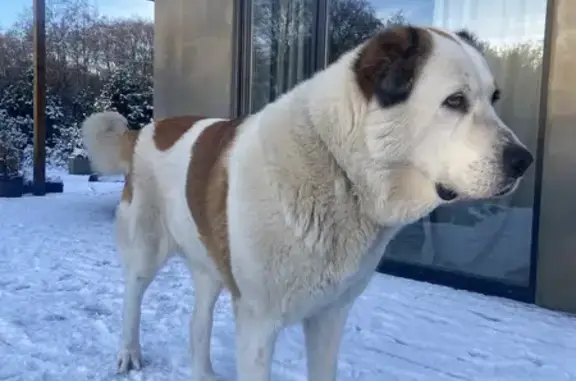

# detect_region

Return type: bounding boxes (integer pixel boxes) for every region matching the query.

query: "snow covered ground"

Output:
[1,173,575,381]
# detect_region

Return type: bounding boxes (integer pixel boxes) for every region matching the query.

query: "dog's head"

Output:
[350,26,533,218]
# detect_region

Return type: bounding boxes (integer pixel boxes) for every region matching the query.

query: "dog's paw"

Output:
[116,347,142,374]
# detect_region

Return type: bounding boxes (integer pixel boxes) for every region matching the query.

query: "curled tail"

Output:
[82,111,135,175]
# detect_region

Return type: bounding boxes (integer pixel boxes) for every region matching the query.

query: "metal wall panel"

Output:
[536,0,576,313]
[153,0,236,119]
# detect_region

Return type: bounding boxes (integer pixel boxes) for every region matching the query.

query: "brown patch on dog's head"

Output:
[154,115,207,151]
[354,26,432,107]
[186,118,244,297]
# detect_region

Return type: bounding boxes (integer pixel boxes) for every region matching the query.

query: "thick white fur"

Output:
[82,111,131,174]
[82,27,531,381]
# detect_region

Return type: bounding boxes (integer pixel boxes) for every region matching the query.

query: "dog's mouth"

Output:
[435,181,517,202]
[493,182,516,198]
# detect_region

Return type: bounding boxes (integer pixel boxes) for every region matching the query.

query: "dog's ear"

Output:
[354,26,432,107]
[455,29,485,53]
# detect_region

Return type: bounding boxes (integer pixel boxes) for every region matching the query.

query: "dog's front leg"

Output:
[303,300,353,381]
[234,301,280,381]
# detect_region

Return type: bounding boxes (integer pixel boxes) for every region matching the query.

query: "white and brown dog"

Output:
[82,26,533,381]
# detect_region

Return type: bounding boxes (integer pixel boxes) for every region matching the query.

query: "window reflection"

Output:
[250,0,316,112]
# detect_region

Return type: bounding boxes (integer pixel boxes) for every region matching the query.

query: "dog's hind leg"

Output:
[187,264,223,381]
[303,300,353,381]
[115,202,169,374]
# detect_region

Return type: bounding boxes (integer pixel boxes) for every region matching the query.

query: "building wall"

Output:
[153,0,236,119]
[536,0,576,313]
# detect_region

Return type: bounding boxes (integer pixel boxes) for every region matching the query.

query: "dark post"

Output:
[33,0,46,196]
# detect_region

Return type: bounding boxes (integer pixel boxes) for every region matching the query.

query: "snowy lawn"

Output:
[1,174,575,381]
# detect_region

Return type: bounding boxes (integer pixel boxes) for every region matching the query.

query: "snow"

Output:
[1,173,575,381]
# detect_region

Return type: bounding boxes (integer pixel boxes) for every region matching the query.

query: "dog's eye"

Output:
[442,92,469,112]
[491,89,501,103]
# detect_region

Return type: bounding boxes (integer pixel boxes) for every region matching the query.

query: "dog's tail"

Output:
[82,111,134,175]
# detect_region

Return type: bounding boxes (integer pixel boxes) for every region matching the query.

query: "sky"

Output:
[371,0,548,47]
[0,0,547,48]
[0,0,153,29]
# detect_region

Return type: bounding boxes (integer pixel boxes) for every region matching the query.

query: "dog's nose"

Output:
[502,144,533,178]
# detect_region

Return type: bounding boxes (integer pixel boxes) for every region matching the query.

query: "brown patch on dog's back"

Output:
[186,118,244,297]
[120,129,140,203]
[121,172,134,202]
[354,26,432,107]
[154,115,207,151]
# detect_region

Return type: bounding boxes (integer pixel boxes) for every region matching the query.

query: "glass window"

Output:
[328,0,547,286]
[249,0,318,113]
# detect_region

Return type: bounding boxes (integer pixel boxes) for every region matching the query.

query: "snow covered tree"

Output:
[71,88,96,121]
[0,109,28,178]
[0,1,154,169]
[52,121,85,162]
[94,67,153,129]
[0,67,66,149]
